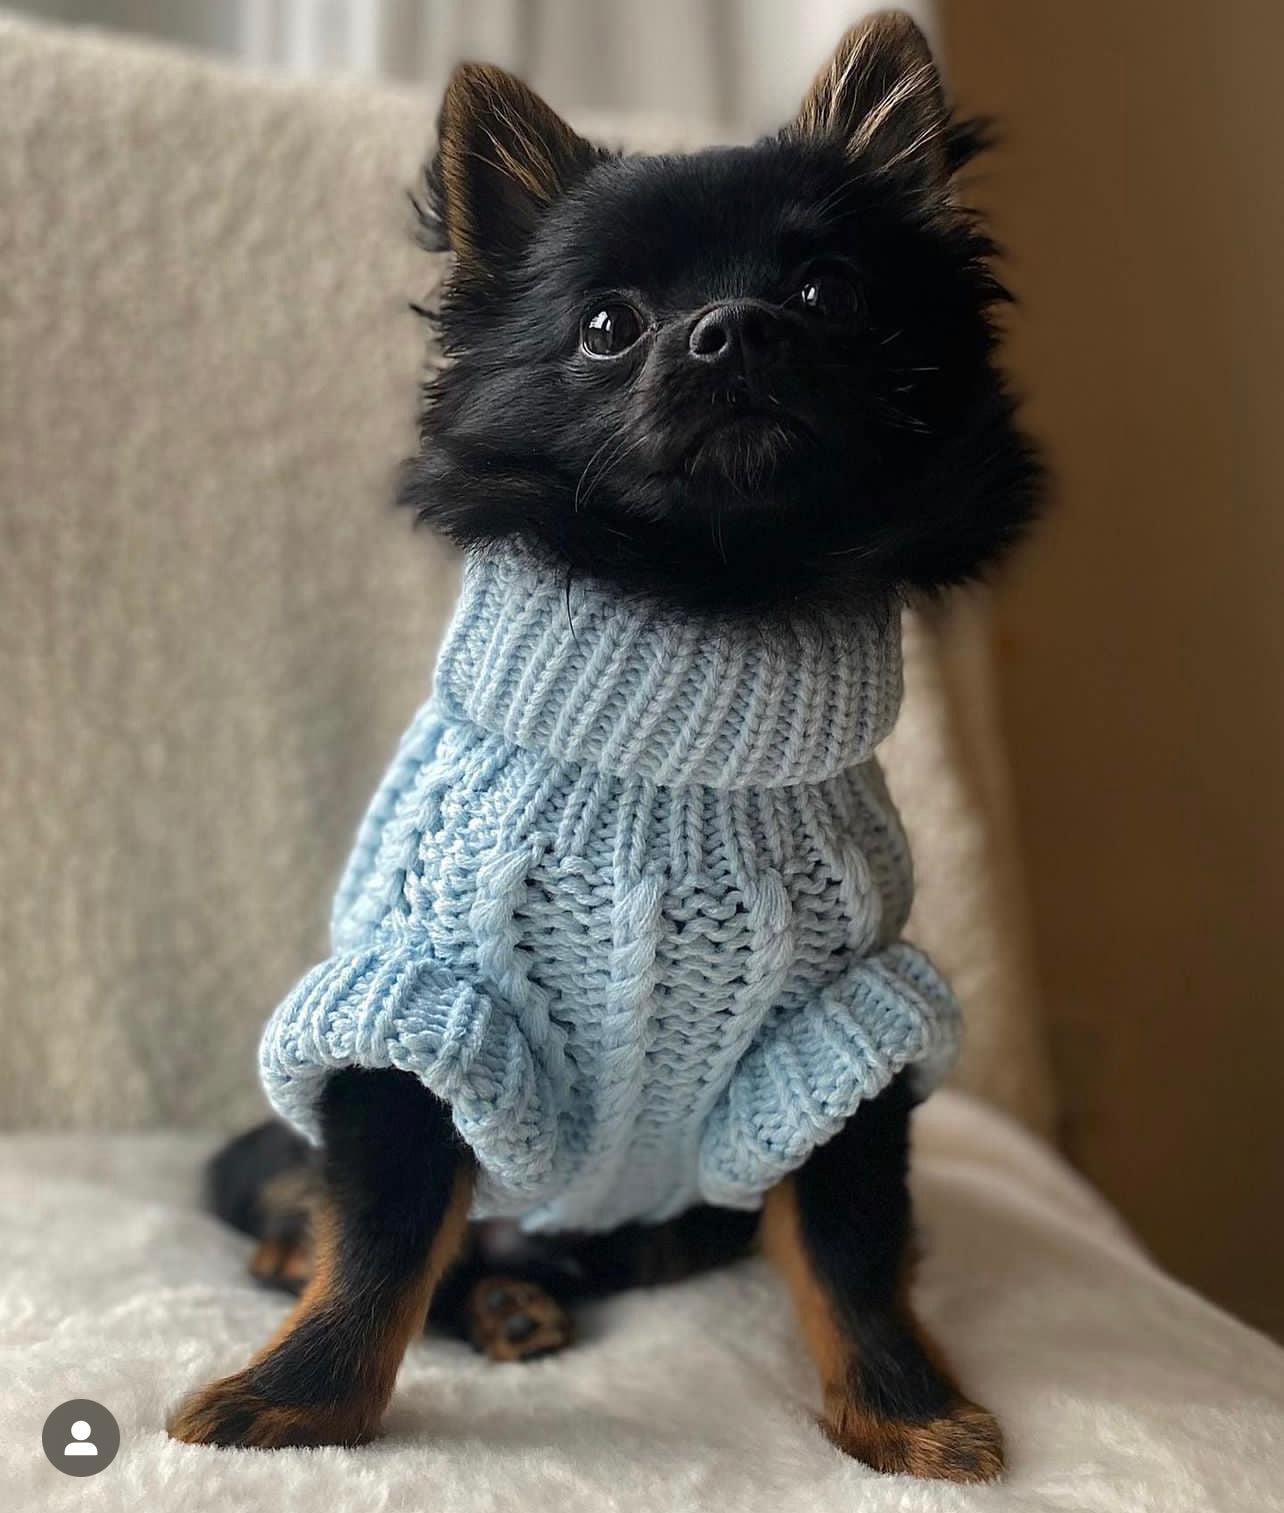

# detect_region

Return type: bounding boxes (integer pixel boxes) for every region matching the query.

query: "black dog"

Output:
[401,16,1038,616]
[170,13,1040,1480]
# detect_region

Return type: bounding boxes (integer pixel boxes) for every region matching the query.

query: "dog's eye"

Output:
[581,303,644,357]
[793,271,860,319]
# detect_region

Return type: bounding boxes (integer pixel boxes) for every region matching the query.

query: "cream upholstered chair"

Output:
[1,18,1279,1513]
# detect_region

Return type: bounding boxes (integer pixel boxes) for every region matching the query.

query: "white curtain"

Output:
[19,0,937,129]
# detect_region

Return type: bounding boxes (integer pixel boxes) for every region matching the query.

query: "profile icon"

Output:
[63,1419,98,1457]
[42,1399,119,1476]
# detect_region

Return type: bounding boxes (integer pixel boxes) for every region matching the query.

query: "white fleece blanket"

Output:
[2,1092,1280,1513]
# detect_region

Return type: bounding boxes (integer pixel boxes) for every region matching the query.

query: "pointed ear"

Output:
[792,12,951,197]
[423,63,599,280]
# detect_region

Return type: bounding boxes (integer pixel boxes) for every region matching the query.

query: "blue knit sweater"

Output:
[260,550,960,1233]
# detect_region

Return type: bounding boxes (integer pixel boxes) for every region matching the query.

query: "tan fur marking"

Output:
[761,1179,850,1386]
[168,1167,474,1448]
[248,1233,313,1290]
[465,1276,574,1363]
[762,1177,1004,1483]
[256,1166,471,1388]
[166,1382,378,1450]
[823,1396,1005,1483]
[259,1164,321,1216]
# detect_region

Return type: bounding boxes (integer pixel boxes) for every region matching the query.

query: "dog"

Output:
[168,12,1041,1481]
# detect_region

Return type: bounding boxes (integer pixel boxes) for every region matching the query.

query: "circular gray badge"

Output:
[42,1399,120,1476]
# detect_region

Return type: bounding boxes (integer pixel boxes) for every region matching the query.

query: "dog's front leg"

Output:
[762,1073,1003,1483]
[169,1067,471,1448]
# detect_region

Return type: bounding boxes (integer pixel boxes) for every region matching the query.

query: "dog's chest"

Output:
[412,727,911,1054]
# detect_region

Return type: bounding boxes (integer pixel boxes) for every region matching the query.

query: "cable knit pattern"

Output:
[261,550,960,1231]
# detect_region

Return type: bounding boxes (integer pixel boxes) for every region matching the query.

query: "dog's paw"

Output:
[167,1370,377,1450]
[466,1276,574,1363]
[248,1231,313,1294]
[823,1393,1004,1483]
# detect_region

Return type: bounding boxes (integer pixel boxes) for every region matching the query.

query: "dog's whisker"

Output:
[574,430,630,513]
[578,432,648,511]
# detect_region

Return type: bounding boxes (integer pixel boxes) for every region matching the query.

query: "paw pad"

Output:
[466,1277,574,1363]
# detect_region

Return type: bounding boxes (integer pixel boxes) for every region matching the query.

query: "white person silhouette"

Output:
[63,1420,98,1457]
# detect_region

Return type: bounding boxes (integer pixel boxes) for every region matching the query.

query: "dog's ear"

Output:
[791,12,951,199]
[421,63,599,281]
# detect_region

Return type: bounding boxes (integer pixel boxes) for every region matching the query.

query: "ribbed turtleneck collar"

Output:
[432,550,903,791]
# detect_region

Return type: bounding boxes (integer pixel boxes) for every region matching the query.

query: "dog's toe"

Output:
[248,1231,313,1294]
[167,1370,377,1449]
[466,1276,574,1363]
[823,1393,1005,1483]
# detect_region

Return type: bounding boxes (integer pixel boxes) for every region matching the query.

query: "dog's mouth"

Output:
[685,405,810,482]
[704,408,790,435]
[705,390,810,429]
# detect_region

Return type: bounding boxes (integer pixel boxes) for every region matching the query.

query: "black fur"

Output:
[243,1069,467,1411]
[792,1073,953,1421]
[206,1117,314,1240]
[209,1112,758,1331]
[399,71,1041,618]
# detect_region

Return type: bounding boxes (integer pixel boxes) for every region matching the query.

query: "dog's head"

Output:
[401,12,1042,616]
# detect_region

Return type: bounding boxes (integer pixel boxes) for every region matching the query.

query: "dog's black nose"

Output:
[688,301,784,369]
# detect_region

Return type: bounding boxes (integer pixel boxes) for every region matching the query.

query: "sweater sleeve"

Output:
[696,941,960,1209]
[329,700,446,953]
[258,922,572,1214]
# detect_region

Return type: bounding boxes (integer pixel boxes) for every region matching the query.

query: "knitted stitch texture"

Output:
[260,550,961,1232]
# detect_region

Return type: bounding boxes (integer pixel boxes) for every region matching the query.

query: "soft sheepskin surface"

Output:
[2,1093,1281,1512]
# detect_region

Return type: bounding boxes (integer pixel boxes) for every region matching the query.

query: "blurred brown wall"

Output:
[940,2,1284,1334]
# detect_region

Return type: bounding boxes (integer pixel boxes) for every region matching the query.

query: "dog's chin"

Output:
[685,414,805,493]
